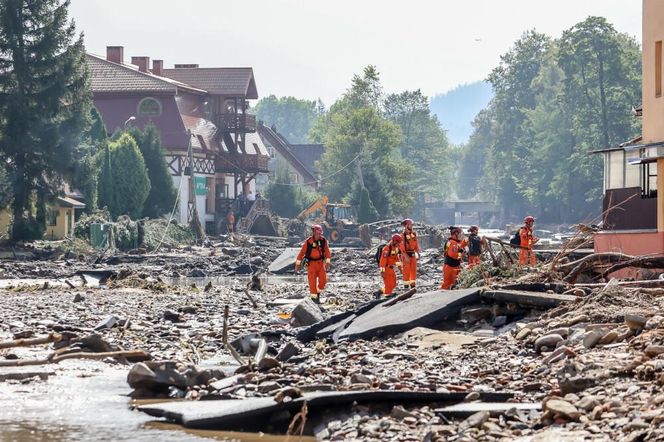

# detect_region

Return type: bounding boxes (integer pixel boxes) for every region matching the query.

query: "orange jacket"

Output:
[519,226,535,249]
[401,229,420,256]
[443,238,464,267]
[379,241,401,269]
[296,236,331,265]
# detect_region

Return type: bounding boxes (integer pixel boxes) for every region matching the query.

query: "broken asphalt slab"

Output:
[267,248,299,274]
[334,288,482,342]
[137,390,515,431]
[435,401,541,418]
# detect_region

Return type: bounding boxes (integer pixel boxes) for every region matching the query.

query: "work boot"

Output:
[384,292,396,299]
[310,295,320,305]
[373,289,383,300]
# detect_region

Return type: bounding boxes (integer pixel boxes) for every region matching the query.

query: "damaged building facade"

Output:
[87,46,270,234]
[594,0,664,256]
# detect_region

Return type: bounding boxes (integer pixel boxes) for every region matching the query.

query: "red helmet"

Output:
[401,218,413,227]
[468,225,479,233]
[449,226,462,235]
[391,233,403,243]
[524,216,535,224]
[312,224,323,234]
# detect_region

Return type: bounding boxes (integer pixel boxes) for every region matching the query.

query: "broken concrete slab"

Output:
[296,299,384,342]
[0,368,54,382]
[435,401,541,418]
[138,390,515,431]
[267,248,299,274]
[335,289,482,342]
[480,290,577,309]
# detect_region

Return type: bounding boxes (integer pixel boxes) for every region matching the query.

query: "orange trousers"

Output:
[468,255,481,269]
[306,261,327,295]
[381,267,397,295]
[402,255,417,288]
[519,247,536,266]
[441,265,461,290]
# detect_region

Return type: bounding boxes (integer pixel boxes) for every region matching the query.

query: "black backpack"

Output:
[375,243,387,264]
[509,229,521,246]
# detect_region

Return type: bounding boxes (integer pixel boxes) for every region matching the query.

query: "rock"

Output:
[381,350,416,361]
[464,391,481,402]
[12,330,34,339]
[534,334,564,352]
[547,327,570,338]
[162,310,181,323]
[127,361,192,392]
[645,345,664,357]
[258,381,281,393]
[460,411,490,429]
[576,396,600,411]
[563,315,590,327]
[188,269,206,278]
[290,298,324,327]
[598,330,618,345]
[516,328,531,340]
[257,357,280,371]
[391,405,418,420]
[73,293,84,303]
[94,315,119,331]
[582,330,604,349]
[350,373,373,385]
[276,342,300,362]
[544,399,582,420]
[645,315,663,330]
[625,314,647,329]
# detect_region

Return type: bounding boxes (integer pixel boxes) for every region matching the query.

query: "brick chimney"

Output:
[106,46,124,64]
[131,56,150,73]
[152,59,163,77]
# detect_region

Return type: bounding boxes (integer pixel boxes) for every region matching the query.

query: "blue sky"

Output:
[70,0,641,105]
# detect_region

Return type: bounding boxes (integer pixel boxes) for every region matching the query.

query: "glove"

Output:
[415,252,420,260]
[325,262,331,271]
[380,267,386,273]
[294,264,300,272]
[396,261,402,268]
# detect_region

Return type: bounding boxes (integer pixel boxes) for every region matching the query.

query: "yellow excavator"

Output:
[291,196,361,243]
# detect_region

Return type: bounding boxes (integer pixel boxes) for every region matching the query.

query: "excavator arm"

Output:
[296,196,329,221]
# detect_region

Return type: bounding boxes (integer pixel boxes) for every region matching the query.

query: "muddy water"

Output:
[0,360,310,442]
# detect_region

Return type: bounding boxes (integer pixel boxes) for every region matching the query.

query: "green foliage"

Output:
[0,165,10,209]
[0,0,91,240]
[125,124,177,218]
[311,66,416,218]
[459,18,641,224]
[98,133,151,219]
[265,161,314,218]
[383,89,452,201]
[74,208,111,240]
[143,218,196,250]
[357,187,378,223]
[254,95,322,143]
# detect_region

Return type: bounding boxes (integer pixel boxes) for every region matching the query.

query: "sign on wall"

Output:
[194,176,207,195]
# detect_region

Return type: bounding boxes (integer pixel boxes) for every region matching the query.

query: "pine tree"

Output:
[0,0,90,239]
[126,124,177,218]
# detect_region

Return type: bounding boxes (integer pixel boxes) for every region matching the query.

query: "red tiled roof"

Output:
[162,67,258,98]
[87,54,206,95]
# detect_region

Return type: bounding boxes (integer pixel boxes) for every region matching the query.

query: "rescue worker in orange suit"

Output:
[295,224,331,304]
[400,218,420,289]
[441,226,464,290]
[519,216,539,266]
[466,225,485,269]
[374,233,402,298]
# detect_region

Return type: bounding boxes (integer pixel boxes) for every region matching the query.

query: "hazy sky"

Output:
[70,0,641,104]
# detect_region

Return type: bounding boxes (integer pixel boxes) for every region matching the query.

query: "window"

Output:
[657,41,662,97]
[47,207,58,226]
[137,97,162,117]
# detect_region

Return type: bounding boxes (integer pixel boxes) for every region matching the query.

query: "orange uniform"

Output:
[518,226,536,266]
[296,236,331,297]
[400,228,420,289]
[379,241,401,296]
[441,238,464,289]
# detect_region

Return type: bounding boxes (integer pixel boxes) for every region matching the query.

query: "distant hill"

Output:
[430,81,493,145]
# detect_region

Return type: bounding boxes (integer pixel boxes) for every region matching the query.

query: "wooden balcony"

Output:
[216,113,256,133]
[216,152,269,174]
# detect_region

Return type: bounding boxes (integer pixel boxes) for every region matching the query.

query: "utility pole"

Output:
[187,129,206,241]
